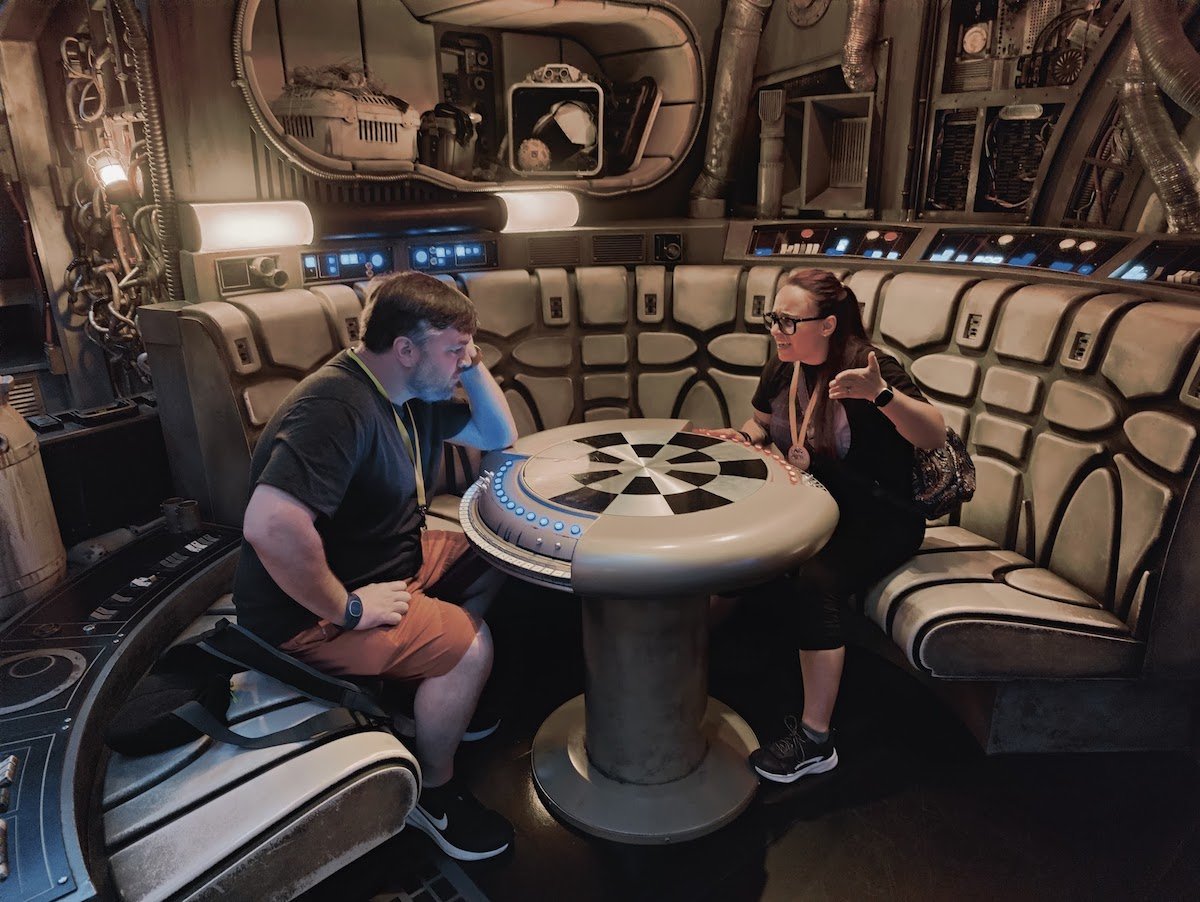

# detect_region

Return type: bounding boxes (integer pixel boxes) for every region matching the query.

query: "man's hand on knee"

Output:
[355,580,412,629]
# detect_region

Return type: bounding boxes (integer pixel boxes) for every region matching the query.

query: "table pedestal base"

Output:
[531,695,759,843]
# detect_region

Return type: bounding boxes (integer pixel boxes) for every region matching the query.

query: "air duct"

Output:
[1132,0,1200,119]
[1120,42,1200,233]
[842,0,880,92]
[112,0,182,302]
[689,0,772,218]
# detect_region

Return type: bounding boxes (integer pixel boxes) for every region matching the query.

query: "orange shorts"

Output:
[279,530,490,680]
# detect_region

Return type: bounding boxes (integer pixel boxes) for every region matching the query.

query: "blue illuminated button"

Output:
[506,501,515,510]
[526,512,536,521]
[371,253,385,268]
[554,522,564,531]
[499,495,509,504]
[570,525,581,535]
[515,507,525,515]
[539,517,549,526]
[415,250,428,264]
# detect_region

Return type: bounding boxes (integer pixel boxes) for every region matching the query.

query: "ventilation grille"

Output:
[279,115,315,139]
[592,234,645,264]
[946,58,992,93]
[529,236,581,266]
[358,118,399,144]
[5,374,45,417]
[831,119,869,188]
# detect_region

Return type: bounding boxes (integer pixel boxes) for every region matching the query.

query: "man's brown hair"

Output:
[361,271,478,352]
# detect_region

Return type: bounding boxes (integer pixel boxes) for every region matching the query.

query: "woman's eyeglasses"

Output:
[762,311,826,334]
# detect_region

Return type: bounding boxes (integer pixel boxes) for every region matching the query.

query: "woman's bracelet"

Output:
[738,430,753,443]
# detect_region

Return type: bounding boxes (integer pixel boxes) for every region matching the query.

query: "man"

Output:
[232,271,518,861]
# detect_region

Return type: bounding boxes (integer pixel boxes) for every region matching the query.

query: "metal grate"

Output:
[592,234,645,264]
[359,118,399,144]
[5,374,45,417]
[1022,0,1063,56]
[947,58,992,93]
[831,118,869,188]
[927,111,976,211]
[529,235,581,266]
[280,115,315,139]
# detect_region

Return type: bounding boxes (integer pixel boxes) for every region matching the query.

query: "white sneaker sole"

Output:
[754,748,839,783]
[392,714,500,743]
[405,806,510,861]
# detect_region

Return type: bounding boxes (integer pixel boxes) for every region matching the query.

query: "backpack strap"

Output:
[193,618,390,719]
[173,701,363,750]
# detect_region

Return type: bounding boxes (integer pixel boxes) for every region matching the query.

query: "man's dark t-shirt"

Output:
[232,350,471,645]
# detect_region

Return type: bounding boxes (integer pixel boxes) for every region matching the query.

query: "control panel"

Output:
[749,224,920,260]
[1113,241,1200,288]
[408,239,497,273]
[301,247,394,284]
[923,229,1127,274]
[0,524,240,901]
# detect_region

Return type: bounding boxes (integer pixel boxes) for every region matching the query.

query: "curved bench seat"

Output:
[103,607,419,901]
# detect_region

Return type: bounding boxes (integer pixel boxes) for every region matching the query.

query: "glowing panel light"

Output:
[497,191,580,233]
[180,201,314,253]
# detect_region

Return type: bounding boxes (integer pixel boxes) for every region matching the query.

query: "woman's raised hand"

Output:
[828,351,887,402]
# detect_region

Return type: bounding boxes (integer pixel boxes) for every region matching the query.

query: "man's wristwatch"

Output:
[342,591,363,630]
[873,385,895,408]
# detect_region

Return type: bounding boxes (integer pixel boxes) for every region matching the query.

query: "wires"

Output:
[57,20,163,394]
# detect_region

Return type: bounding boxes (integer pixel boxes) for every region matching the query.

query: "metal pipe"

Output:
[111,0,182,302]
[1120,42,1200,233]
[842,0,881,92]
[1132,0,1200,119]
[688,0,773,218]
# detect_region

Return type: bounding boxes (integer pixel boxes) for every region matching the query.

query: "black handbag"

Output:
[104,644,235,756]
[911,427,976,520]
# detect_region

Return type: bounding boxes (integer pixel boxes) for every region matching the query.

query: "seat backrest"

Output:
[146,263,1200,676]
[446,263,1200,678]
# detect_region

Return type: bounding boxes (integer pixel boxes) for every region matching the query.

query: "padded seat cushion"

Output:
[103,611,419,902]
[868,528,1142,680]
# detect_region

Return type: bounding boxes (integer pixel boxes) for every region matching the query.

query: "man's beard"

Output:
[410,359,456,401]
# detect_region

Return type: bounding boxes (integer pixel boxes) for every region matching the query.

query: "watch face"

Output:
[348,594,363,616]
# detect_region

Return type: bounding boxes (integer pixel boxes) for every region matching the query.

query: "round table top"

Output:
[464,418,840,597]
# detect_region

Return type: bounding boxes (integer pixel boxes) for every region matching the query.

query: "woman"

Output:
[705,269,945,783]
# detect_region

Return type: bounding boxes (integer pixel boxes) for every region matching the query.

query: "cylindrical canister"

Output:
[0,375,66,619]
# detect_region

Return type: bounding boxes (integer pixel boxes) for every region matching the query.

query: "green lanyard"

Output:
[346,348,428,521]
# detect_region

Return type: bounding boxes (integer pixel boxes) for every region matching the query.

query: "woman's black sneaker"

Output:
[406,781,514,861]
[749,715,838,783]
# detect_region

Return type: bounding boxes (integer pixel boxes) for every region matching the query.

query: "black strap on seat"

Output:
[194,618,389,719]
[173,701,362,750]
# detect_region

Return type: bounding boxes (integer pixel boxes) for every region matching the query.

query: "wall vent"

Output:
[592,233,646,264]
[5,373,46,418]
[528,236,581,267]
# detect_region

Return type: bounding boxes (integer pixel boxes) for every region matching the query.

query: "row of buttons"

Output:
[492,461,582,535]
[89,533,223,622]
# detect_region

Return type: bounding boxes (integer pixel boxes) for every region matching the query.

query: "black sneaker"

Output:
[749,715,838,783]
[406,781,514,861]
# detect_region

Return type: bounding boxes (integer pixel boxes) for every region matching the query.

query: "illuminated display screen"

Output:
[1112,241,1200,288]
[923,231,1126,274]
[302,248,393,282]
[408,240,497,272]
[748,225,919,260]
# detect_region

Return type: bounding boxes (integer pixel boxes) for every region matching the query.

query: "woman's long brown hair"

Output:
[778,269,875,458]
